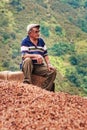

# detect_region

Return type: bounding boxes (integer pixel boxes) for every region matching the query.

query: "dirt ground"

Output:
[0,80,87,130]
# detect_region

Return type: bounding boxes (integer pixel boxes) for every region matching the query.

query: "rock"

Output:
[0,71,45,87]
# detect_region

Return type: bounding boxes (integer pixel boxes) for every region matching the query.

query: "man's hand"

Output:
[36,55,43,64]
[32,54,43,64]
[47,64,56,71]
[23,54,44,64]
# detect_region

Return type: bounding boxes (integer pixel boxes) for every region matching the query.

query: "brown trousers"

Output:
[22,58,56,91]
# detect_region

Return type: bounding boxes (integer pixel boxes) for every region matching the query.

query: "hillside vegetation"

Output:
[0,0,87,96]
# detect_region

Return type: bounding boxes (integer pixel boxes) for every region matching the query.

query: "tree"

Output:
[40,25,50,37]
[55,26,62,35]
[49,42,75,56]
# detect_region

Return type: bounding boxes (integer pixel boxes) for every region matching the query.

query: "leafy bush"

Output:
[2,61,9,68]
[10,0,25,11]
[84,1,87,8]
[35,0,47,8]
[3,33,10,40]
[0,11,9,26]
[68,16,73,23]
[77,18,87,33]
[68,0,80,8]
[66,53,87,89]
[12,49,19,59]
[10,0,20,6]
[10,32,16,39]
[60,0,85,8]
[66,70,80,87]
[49,42,75,56]
[2,32,10,44]
[69,56,78,65]
[77,66,87,75]
[66,68,87,89]
[55,26,63,35]
[40,25,50,37]
[69,53,87,66]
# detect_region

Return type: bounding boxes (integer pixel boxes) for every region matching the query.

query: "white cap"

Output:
[27,24,40,33]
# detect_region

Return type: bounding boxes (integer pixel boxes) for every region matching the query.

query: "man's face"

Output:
[29,27,40,39]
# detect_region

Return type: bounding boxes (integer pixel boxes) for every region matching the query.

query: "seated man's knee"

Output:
[52,69,57,77]
[24,58,32,64]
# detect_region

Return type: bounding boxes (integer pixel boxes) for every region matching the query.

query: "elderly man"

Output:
[21,24,56,91]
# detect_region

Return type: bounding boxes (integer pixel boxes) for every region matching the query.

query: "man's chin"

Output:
[36,37,39,39]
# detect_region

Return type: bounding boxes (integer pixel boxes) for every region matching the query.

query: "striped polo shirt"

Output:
[21,36,48,64]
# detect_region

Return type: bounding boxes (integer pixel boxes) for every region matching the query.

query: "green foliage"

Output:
[69,56,78,65]
[10,0,20,6]
[69,53,87,67]
[35,0,47,8]
[68,13,87,33]
[84,1,87,8]
[60,0,87,34]
[77,18,87,33]
[49,42,75,56]
[66,69,80,87]
[60,0,87,8]
[66,68,87,89]
[55,26,63,35]
[2,34,10,44]
[66,53,87,91]
[67,0,80,8]
[12,49,20,59]
[77,66,87,75]
[0,11,9,27]
[10,0,25,11]
[68,16,73,23]
[2,61,9,68]
[10,32,16,39]
[1,32,16,44]
[40,25,50,37]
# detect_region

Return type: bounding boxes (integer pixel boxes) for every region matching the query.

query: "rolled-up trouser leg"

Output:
[22,58,33,83]
[33,64,56,91]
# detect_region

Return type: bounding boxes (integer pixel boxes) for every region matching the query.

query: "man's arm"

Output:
[22,53,36,59]
[44,55,55,71]
[22,53,44,64]
[44,55,51,66]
